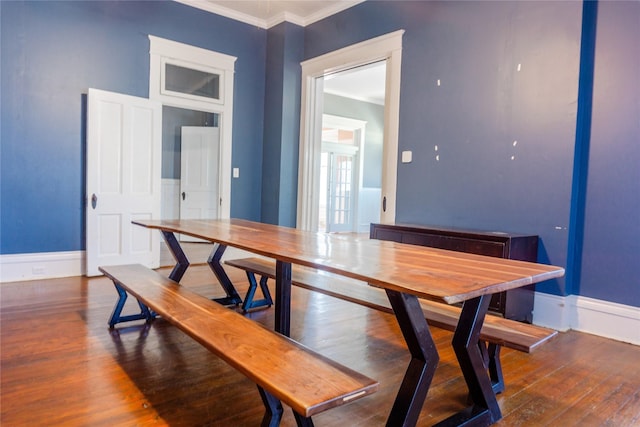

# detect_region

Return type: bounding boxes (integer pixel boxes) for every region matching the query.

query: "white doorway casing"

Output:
[297,30,404,231]
[149,35,236,220]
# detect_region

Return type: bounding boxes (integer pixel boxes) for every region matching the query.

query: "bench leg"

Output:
[257,386,283,427]
[242,273,273,312]
[207,243,243,306]
[108,282,155,328]
[486,343,504,394]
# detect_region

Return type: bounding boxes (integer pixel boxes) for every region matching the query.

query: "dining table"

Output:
[133,218,565,427]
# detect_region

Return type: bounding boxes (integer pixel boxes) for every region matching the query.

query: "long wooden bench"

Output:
[100,264,378,426]
[224,257,558,394]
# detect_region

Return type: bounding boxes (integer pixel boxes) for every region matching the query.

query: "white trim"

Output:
[0,251,85,283]
[297,30,404,231]
[149,35,235,220]
[162,178,181,220]
[175,0,266,28]
[532,292,573,331]
[297,1,365,28]
[534,292,640,345]
[160,57,225,105]
[174,0,365,29]
[149,35,236,113]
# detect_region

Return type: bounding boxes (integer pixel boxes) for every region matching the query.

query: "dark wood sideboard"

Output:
[370,223,538,322]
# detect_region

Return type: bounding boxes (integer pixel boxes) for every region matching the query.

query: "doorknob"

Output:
[182,192,186,201]
[383,196,386,212]
[91,194,97,209]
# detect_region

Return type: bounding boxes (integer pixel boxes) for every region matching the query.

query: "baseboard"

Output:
[534,292,640,345]
[532,292,573,331]
[0,251,86,283]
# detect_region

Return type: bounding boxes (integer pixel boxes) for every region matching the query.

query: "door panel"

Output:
[86,89,162,276]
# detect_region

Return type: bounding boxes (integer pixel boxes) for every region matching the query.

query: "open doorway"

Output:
[160,106,220,242]
[319,114,371,233]
[297,30,404,232]
[149,35,236,222]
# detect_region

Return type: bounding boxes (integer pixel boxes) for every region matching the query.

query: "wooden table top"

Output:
[134,218,565,305]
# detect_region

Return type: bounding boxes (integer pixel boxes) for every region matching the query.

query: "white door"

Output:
[86,89,162,276]
[179,126,219,242]
[320,145,359,233]
[326,152,355,233]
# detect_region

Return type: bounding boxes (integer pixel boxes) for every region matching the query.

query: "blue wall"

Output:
[580,1,640,306]
[305,1,582,297]
[1,0,266,254]
[1,1,638,307]
[304,1,639,306]
[261,22,303,227]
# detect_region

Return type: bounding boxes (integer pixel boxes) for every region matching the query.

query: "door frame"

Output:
[149,35,236,219]
[297,30,404,231]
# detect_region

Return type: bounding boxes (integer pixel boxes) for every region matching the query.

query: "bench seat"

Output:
[224,257,557,353]
[100,264,378,425]
[224,257,558,395]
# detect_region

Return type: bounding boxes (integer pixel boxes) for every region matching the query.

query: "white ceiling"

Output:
[176,0,385,105]
[324,61,386,105]
[176,0,364,28]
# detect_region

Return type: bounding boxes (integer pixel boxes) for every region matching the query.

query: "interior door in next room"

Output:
[179,126,220,242]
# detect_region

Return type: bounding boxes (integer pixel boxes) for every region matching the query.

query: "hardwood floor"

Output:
[1,264,639,426]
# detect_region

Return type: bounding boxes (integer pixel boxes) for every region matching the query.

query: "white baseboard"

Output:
[2,251,638,345]
[0,251,85,283]
[532,292,573,331]
[534,292,640,345]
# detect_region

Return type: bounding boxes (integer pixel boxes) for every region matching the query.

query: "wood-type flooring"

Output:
[1,263,639,426]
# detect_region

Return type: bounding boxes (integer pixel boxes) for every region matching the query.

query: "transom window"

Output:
[161,59,223,103]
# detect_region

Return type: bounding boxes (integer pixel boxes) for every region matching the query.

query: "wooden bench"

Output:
[224,257,558,394]
[100,264,378,426]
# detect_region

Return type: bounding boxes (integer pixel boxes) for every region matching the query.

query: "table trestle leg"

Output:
[274,261,292,337]
[207,243,243,306]
[242,272,273,312]
[107,281,155,328]
[436,295,501,427]
[385,290,439,427]
[161,230,190,282]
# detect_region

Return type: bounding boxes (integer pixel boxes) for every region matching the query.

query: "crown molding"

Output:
[174,0,364,29]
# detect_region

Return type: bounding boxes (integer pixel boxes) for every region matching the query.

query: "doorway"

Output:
[160,107,220,228]
[319,114,368,233]
[150,35,236,221]
[297,30,404,232]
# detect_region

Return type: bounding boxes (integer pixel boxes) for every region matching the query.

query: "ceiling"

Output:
[176,0,385,105]
[324,61,386,105]
[176,0,365,28]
